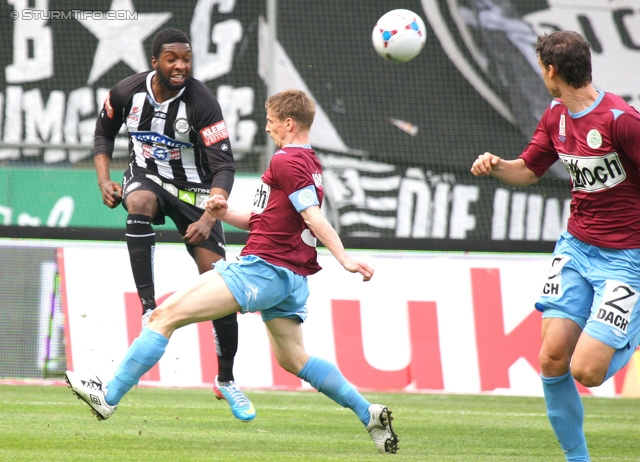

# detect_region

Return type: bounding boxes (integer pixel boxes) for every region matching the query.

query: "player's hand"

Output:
[98,181,122,208]
[470,152,502,177]
[343,258,374,282]
[183,218,212,245]
[204,195,228,220]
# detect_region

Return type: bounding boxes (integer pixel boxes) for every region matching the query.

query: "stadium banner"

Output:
[1,1,638,244]
[0,163,570,243]
[2,239,634,397]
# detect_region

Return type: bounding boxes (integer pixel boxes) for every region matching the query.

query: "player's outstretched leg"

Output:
[213,375,256,422]
[297,356,399,453]
[65,370,117,421]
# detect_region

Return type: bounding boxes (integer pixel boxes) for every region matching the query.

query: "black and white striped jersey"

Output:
[94,70,235,194]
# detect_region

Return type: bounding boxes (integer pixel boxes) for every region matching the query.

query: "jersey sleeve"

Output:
[190,81,235,194]
[518,108,559,178]
[613,110,640,169]
[93,83,128,157]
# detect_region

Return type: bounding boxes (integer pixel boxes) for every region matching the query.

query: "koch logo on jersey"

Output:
[559,152,626,192]
[200,121,229,146]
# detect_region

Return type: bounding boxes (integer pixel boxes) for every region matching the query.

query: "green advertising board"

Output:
[0,167,258,232]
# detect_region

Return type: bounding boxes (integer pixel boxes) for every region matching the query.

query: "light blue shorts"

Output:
[214,255,309,323]
[536,232,640,349]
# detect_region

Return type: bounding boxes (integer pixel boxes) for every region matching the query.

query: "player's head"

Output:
[151,28,192,91]
[152,28,191,60]
[265,90,316,131]
[536,30,592,90]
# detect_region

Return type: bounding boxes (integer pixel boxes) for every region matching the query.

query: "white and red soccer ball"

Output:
[372,9,427,63]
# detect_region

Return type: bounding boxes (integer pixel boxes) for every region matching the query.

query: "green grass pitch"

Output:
[1,383,639,461]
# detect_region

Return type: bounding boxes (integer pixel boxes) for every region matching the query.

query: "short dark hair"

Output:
[265,90,316,130]
[536,30,592,89]
[152,28,190,59]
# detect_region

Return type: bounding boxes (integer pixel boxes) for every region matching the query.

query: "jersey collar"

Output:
[145,71,186,109]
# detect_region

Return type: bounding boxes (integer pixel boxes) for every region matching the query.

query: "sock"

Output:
[212,313,238,382]
[604,339,639,383]
[541,371,590,461]
[298,356,371,426]
[126,214,156,314]
[105,328,168,406]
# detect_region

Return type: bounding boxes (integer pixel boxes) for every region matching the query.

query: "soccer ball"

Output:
[372,9,427,63]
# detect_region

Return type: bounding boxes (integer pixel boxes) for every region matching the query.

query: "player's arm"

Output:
[301,205,374,282]
[204,195,251,230]
[184,86,237,243]
[94,91,126,208]
[184,185,232,244]
[470,152,539,186]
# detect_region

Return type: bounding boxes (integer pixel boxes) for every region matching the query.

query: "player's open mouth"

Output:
[171,75,185,84]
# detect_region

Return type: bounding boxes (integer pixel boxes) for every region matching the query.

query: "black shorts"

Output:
[121,174,226,259]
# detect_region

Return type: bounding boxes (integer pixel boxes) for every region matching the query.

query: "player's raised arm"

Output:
[301,205,373,281]
[470,152,539,186]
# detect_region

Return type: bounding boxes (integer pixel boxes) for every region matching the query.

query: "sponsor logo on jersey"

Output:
[130,131,193,149]
[252,182,270,214]
[174,118,190,134]
[104,92,114,119]
[146,174,163,186]
[124,181,141,193]
[142,143,181,161]
[559,152,626,192]
[200,121,229,146]
[312,172,323,189]
[127,105,140,123]
[162,183,178,196]
[153,111,167,119]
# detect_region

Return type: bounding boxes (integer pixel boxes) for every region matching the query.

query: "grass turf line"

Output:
[1,384,639,461]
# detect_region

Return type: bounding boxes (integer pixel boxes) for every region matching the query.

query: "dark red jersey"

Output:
[520,91,640,248]
[241,145,324,275]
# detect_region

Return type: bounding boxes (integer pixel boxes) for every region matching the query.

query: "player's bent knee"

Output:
[572,366,606,388]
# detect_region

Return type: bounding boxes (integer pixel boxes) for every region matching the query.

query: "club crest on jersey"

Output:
[587,129,603,149]
[174,118,189,134]
[297,188,316,206]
